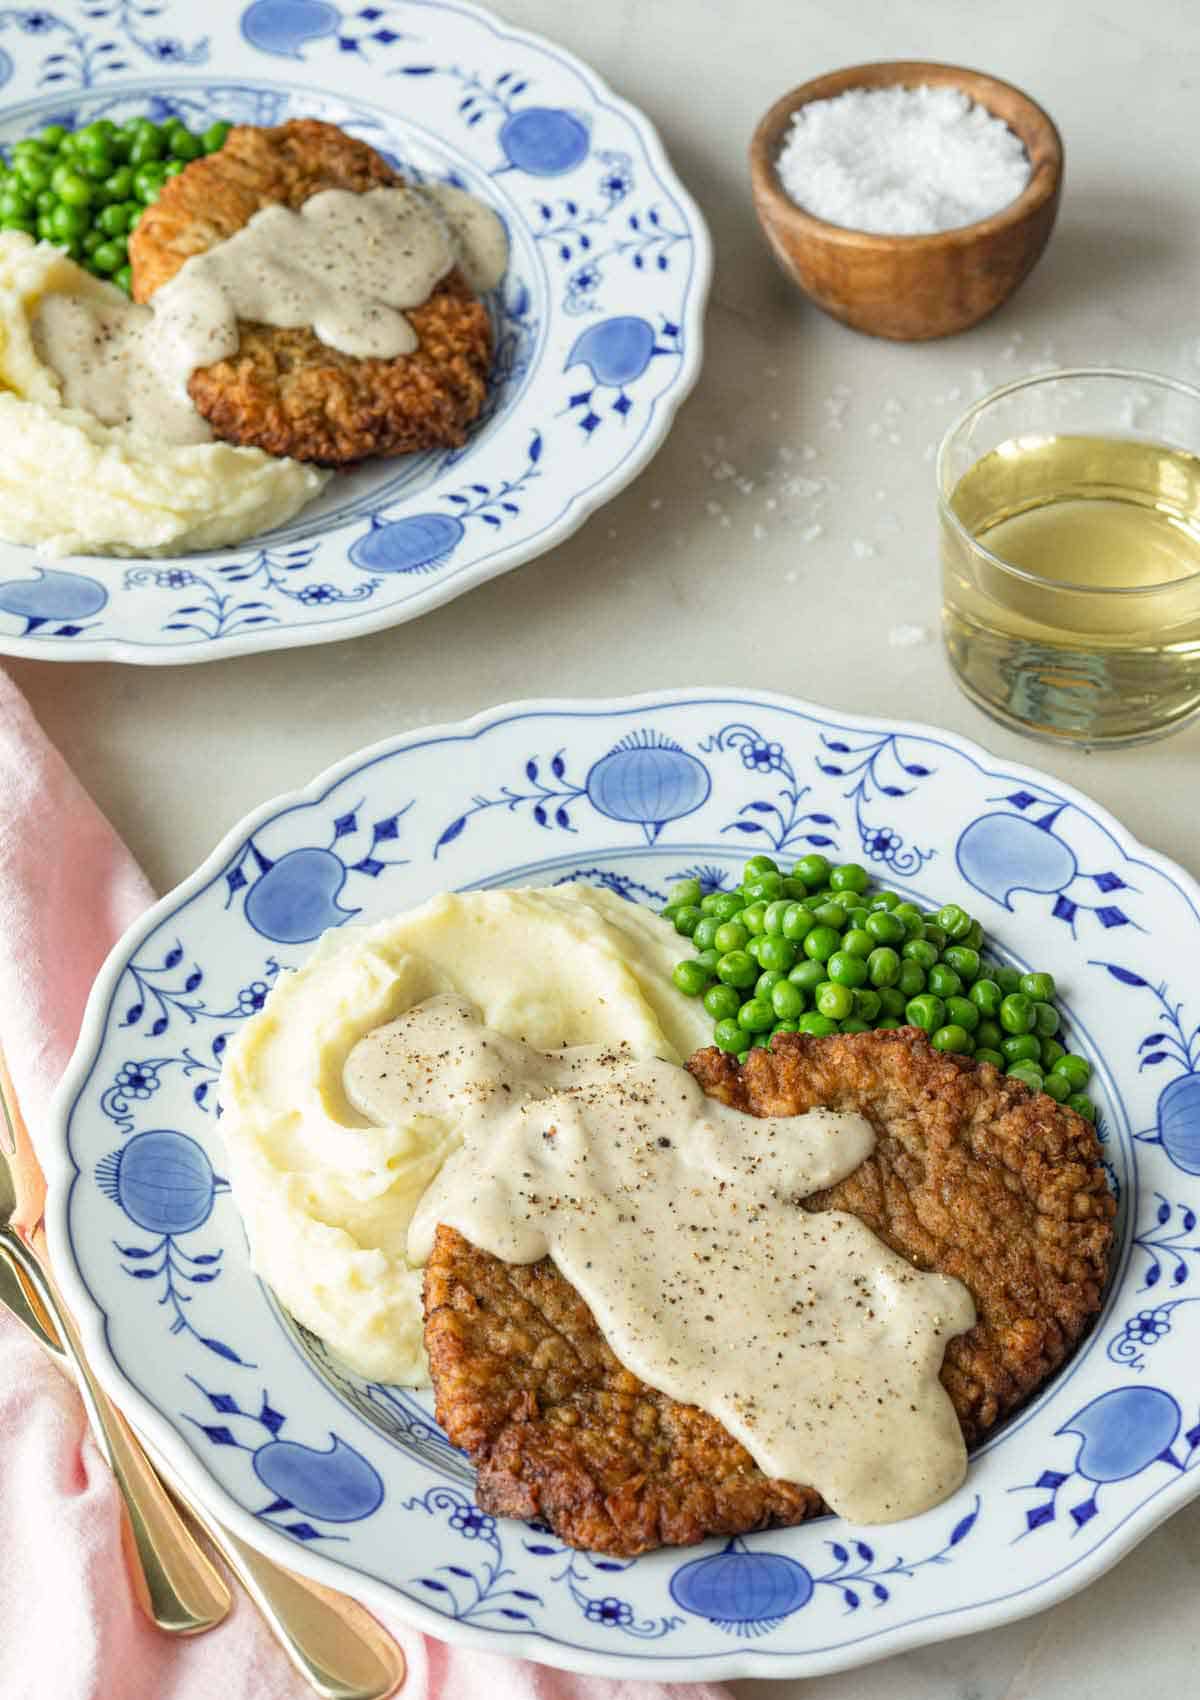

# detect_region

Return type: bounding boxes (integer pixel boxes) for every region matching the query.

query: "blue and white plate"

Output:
[0,2,708,665]
[49,691,1200,1680]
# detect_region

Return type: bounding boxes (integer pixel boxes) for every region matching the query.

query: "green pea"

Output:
[826,950,868,989]
[1002,1033,1042,1063]
[943,945,981,983]
[712,919,748,953]
[115,261,134,296]
[0,189,31,221]
[772,1019,800,1036]
[81,120,117,147]
[1042,1072,1071,1103]
[694,948,720,974]
[936,903,973,940]
[897,961,926,997]
[869,890,901,910]
[757,934,797,974]
[798,1012,839,1036]
[865,910,905,945]
[672,960,710,998]
[169,130,203,162]
[96,201,129,237]
[1041,1038,1067,1070]
[793,853,830,887]
[902,937,938,969]
[970,978,1003,1016]
[1052,1053,1092,1090]
[771,979,805,1020]
[811,900,848,930]
[1000,992,1035,1034]
[744,872,784,902]
[975,1018,1003,1049]
[945,995,980,1032]
[1067,1092,1096,1122]
[673,904,702,937]
[119,199,143,231]
[744,935,766,964]
[994,965,1023,994]
[778,876,807,900]
[846,906,870,930]
[921,923,948,953]
[974,1048,1005,1068]
[762,900,791,936]
[39,123,68,149]
[816,981,854,1020]
[133,163,165,203]
[744,854,779,877]
[704,983,741,1022]
[11,138,46,161]
[853,988,881,1022]
[1033,1000,1060,1038]
[756,975,784,1004]
[875,1017,904,1030]
[78,150,114,182]
[741,901,768,935]
[1021,970,1057,1001]
[713,891,747,920]
[788,959,826,993]
[892,903,925,937]
[737,998,775,1033]
[803,925,841,964]
[15,157,51,192]
[867,946,900,987]
[669,878,703,906]
[128,128,166,166]
[35,188,55,213]
[698,893,722,916]
[877,987,906,1018]
[840,1018,871,1033]
[932,1024,972,1054]
[713,1018,744,1053]
[735,1049,751,1065]
[802,893,829,912]
[841,927,874,959]
[905,994,946,1033]
[0,214,34,233]
[781,903,814,942]
[49,201,87,240]
[716,950,757,990]
[963,920,984,951]
[927,963,963,999]
[203,121,232,153]
[1007,1063,1044,1092]
[829,862,869,894]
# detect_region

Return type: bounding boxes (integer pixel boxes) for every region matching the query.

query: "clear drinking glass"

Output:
[938,367,1200,746]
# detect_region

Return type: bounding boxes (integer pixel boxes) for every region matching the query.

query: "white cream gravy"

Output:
[346,994,977,1525]
[34,183,506,447]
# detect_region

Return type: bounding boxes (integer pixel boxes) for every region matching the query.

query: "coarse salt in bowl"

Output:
[749,61,1064,341]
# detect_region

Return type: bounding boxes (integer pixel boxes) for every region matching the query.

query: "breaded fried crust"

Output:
[423,1028,1114,1556]
[129,118,491,464]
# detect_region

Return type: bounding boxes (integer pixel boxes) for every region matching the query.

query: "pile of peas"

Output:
[0,116,231,293]
[662,853,1096,1122]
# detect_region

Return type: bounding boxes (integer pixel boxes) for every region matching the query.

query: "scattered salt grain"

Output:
[776,84,1030,235]
[851,539,876,559]
[649,497,662,510]
[889,623,932,648]
[753,523,768,541]
[801,523,823,542]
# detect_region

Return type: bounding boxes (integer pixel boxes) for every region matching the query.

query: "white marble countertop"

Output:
[10,0,1200,1691]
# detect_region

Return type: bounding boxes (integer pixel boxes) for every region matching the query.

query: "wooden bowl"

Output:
[749,61,1063,341]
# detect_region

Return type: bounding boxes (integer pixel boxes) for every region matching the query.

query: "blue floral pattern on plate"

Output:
[0,1,708,664]
[49,689,1200,1681]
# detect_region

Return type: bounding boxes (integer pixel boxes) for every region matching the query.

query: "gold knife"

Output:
[0,1053,231,1634]
[0,1052,406,1698]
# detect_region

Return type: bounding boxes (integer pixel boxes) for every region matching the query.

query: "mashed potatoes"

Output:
[0,233,328,556]
[219,885,710,1384]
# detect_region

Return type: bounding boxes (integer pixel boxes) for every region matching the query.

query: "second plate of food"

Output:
[49,688,1200,1681]
[0,0,708,664]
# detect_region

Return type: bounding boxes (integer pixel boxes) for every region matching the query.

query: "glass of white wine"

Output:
[938,368,1200,745]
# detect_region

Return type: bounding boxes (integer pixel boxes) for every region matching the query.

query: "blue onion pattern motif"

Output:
[186,1381,384,1541]
[253,1434,385,1522]
[498,106,589,176]
[958,793,1138,932]
[1093,964,1200,1176]
[1061,1387,1182,1483]
[0,567,107,632]
[225,804,411,944]
[669,1539,813,1637]
[1158,1075,1200,1176]
[97,1129,226,1236]
[566,316,657,389]
[584,732,710,843]
[0,45,11,88]
[349,512,465,575]
[240,0,339,57]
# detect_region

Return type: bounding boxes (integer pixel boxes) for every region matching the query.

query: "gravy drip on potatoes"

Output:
[346,994,977,1525]
[34,184,506,447]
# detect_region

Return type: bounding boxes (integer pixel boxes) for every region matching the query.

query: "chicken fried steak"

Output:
[129,118,492,464]
[422,1027,1114,1556]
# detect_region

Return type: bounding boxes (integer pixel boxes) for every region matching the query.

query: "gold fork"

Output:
[0,1055,406,1697]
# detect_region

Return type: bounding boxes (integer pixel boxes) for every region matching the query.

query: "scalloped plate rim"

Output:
[43,685,1200,1680]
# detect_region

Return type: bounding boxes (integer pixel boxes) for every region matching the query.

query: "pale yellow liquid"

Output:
[942,434,1200,744]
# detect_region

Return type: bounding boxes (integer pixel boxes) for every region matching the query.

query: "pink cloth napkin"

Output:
[0,670,730,1700]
